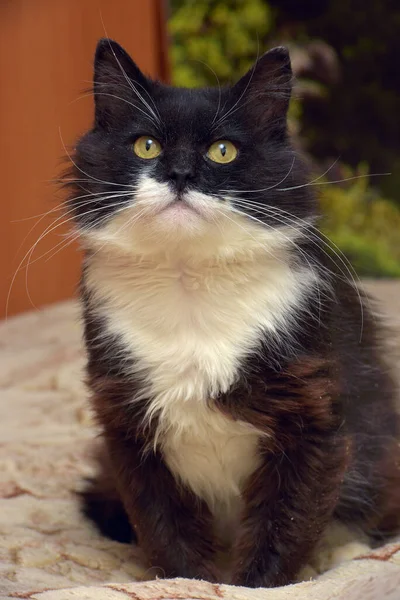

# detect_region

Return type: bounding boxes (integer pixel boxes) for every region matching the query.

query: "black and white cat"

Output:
[69,39,400,587]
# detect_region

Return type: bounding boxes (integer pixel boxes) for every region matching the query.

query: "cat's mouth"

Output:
[153,197,206,230]
[130,177,220,232]
[161,198,201,216]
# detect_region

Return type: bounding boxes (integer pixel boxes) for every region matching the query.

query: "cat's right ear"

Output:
[230,47,293,136]
[93,38,150,128]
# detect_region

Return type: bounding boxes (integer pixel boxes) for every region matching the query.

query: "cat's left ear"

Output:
[231,47,292,134]
[93,38,151,128]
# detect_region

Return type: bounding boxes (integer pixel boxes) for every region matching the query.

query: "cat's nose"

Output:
[168,166,195,193]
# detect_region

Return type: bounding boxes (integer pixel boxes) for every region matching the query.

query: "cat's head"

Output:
[68,39,315,260]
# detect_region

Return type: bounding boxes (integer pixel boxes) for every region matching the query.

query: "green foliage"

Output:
[320,171,400,278]
[169,1,400,277]
[279,0,400,202]
[169,0,274,87]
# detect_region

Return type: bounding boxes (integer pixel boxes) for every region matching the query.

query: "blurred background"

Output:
[1,0,399,318]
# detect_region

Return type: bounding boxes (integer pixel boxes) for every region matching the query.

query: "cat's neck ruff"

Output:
[85,211,319,390]
[84,223,318,518]
[83,182,320,525]
[84,189,320,368]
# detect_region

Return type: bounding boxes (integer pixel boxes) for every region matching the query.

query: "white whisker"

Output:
[229,197,364,340]
[79,91,160,127]
[20,199,131,315]
[51,178,133,189]
[228,205,321,301]
[10,191,129,268]
[220,155,297,196]
[59,129,137,189]
[191,60,222,127]
[6,195,133,319]
[212,207,287,268]
[277,172,390,192]
[95,78,163,123]
[213,42,260,129]
[86,206,148,261]
[12,190,134,223]
[102,36,161,126]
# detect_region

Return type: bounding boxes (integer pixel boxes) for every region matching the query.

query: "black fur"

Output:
[66,39,400,587]
[69,40,314,230]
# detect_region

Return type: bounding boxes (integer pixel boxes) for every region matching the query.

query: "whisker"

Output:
[127,80,163,124]
[20,199,131,315]
[232,197,362,281]
[219,155,297,196]
[229,204,339,329]
[51,178,133,189]
[43,196,136,266]
[86,206,148,261]
[212,41,260,129]
[232,199,334,283]
[302,157,341,187]
[79,91,159,128]
[19,205,112,275]
[44,232,82,264]
[190,60,222,127]
[6,196,131,319]
[14,191,134,263]
[212,207,288,269]
[59,129,137,189]
[12,190,134,223]
[92,79,162,123]
[215,204,325,342]
[228,205,321,288]
[221,168,389,196]
[101,34,161,126]
[10,192,126,267]
[232,198,354,280]
[23,229,81,314]
[230,197,365,339]
[277,172,390,192]
[24,199,130,267]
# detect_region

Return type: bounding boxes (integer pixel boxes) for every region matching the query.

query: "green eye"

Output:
[133,136,162,159]
[207,140,238,164]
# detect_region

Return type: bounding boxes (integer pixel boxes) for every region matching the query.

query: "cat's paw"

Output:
[232,559,291,589]
[157,560,220,583]
[79,478,135,544]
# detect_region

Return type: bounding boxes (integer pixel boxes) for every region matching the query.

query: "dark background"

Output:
[169,0,400,277]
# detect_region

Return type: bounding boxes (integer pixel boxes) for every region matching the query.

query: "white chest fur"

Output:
[86,247,314,526]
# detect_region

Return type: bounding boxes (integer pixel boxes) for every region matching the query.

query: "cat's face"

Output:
[69,39,315,259]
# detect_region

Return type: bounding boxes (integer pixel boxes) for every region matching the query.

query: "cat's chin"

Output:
[152,200,207,233]
[131,175,218,235]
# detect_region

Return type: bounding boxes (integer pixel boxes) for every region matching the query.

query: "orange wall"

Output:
[0,0,169,318]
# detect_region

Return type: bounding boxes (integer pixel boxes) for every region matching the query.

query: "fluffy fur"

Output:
[83,173,317,528]
[68,39,400,587]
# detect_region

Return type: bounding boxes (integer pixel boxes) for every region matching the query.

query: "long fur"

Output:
[83,174,319,529]
[68,39,400,587]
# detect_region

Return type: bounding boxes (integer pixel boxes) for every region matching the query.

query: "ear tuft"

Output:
[229,46,293,134]
[93,38,150,128]
[262,46,291,69]
[94,38,139,77]
[251,46,292,83]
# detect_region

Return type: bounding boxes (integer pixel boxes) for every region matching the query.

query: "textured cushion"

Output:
[1,280,399,599]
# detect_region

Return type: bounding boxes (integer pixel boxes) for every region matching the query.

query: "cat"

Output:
[68,38,400,587]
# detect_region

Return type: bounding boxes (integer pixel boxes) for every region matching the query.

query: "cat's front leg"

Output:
[232,434,348,588]
[105,432,219,582]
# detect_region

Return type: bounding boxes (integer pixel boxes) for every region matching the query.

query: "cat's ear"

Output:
[231,47,292,135]
[93,38,151,128]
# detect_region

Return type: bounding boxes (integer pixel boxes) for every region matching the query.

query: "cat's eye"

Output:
[133,136,162,159]
[207,140,238,164]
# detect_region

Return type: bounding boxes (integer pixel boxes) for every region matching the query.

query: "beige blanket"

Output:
[1,282,400,600]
